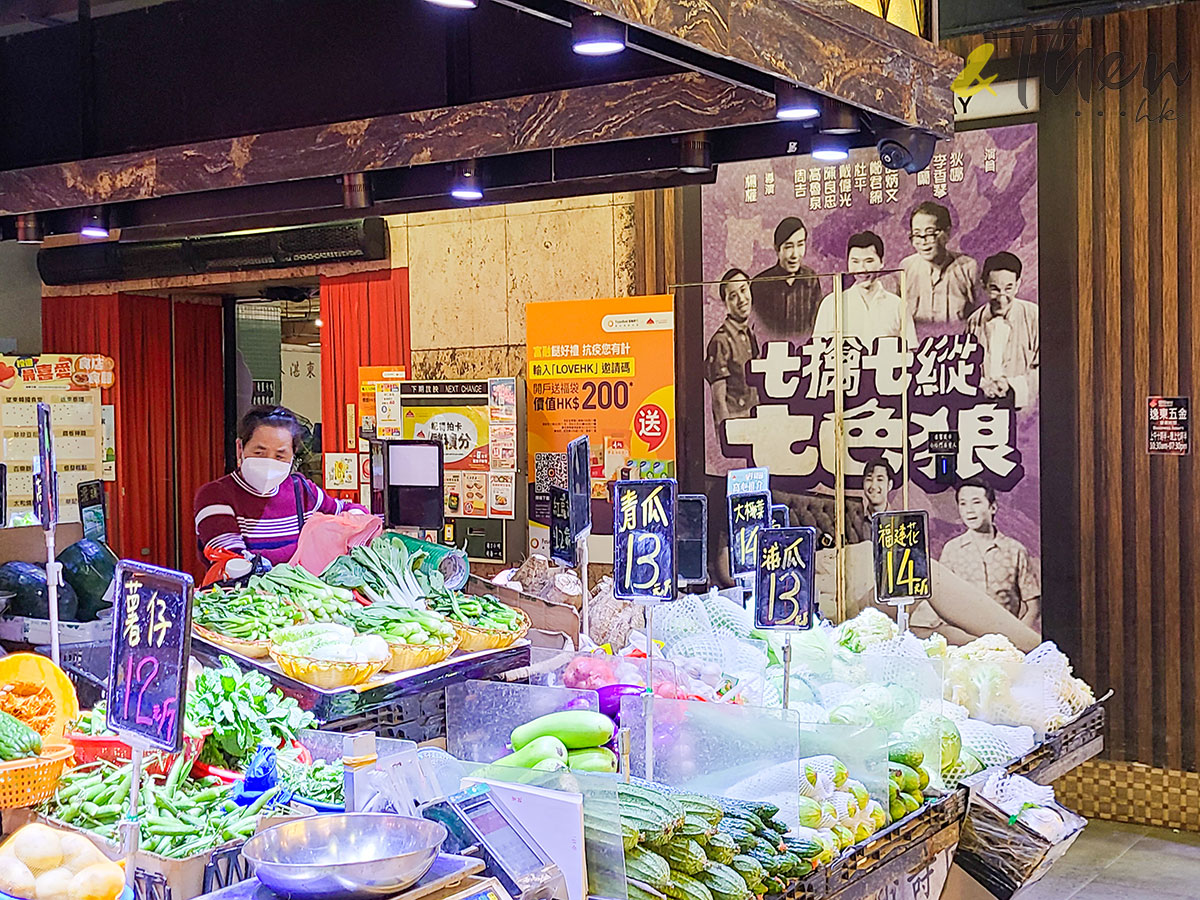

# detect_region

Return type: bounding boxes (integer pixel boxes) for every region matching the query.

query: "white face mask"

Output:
[240,457,293,494]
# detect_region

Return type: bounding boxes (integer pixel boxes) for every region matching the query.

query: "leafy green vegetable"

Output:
[252,564,355,621]
[190,656,314,768]
[280,758,345,805]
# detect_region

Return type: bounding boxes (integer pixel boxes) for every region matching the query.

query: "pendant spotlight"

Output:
[819,98,860,135]
[15,214,42,244]
[774,82,820,121]
[571,12,626,56]
[450,160,484,201]
[79,207,110,239]
[679,133,712,174]
[811,134,850,162]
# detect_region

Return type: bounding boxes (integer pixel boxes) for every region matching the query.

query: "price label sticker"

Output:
[612,478,676,603]
[871,510,932,602]
[549,486,576,567]
[106,561,194,752]
[728,492,771,578]
[754,527,817,629]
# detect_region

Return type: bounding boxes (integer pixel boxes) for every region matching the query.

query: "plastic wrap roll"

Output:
[392,533,470,590]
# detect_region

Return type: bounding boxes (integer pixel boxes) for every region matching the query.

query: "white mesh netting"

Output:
[958,718,1036,767]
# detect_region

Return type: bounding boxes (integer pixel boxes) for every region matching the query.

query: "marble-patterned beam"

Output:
[0,72,773,216]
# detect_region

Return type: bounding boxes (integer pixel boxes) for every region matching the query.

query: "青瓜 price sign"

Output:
[872,511,932,602]
[728,492,771,579]
[754,527,817,629]
[612,479,676,603]
[106,561,194,752]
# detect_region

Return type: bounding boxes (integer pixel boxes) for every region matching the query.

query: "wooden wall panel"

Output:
[948,3,1200,768]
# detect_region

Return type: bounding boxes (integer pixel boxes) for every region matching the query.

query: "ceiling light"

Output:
[15,214,42,244]
[819,98,860,134]
[79,206,109,239]
[450,160,483,201]
[314,317,324,328]
[774,82,820,121]
[811,134,850,162]
[679,133,712,174]
[423,0,478,8]
[571,12,626,56]
[342,173,372,209]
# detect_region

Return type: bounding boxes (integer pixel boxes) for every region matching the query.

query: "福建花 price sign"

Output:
[106,561,194,753]
[871,511,931,632]
[612,479,676,603]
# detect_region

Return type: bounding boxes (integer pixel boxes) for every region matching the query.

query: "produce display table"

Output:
[53,637,531,742]
[1005,704,1105,785]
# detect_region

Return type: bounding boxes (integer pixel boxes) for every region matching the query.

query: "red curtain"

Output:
[319,268,411,461]
[43,293,223,575]
[172,300,225,580]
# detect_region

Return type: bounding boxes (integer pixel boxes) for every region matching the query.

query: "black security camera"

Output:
[876,129,938,174]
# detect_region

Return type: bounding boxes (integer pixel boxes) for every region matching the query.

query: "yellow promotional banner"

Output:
[402,404,491,471]
[526,296,675,545]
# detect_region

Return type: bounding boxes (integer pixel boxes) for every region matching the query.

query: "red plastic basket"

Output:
[190,741,313,784]
[67,729,211,775]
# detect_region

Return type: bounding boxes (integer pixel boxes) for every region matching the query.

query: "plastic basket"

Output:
[384,636,460,673]
[451,608,530,653]
[192,624,272,659]
[268,647,385,689]
[0,740,73,809]
[44,641,111,709]
[68,729,211,775]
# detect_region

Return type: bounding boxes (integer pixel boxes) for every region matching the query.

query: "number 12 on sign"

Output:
[754,527,817,629]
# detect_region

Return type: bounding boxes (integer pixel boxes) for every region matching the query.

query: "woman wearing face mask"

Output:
[193,405,368,567]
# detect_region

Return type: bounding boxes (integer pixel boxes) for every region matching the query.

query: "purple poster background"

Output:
[701,123,1039,626]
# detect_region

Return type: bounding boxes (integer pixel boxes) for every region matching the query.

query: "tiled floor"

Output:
[1017,819,1200,899]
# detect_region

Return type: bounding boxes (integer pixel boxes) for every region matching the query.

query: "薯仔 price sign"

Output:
[106,561,194,752]
[728,492,771,579]
[612,479,676,602]
[754,527,817,629]
[871,511,932,602]
[549,486,576,567]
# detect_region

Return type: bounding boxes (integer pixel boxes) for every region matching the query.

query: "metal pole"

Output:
[782,633,792,709]
[45,529,61,666]
[644,606,655,781]
[123,747,144,888]
[900,271,910,509]
[833,278,846,623]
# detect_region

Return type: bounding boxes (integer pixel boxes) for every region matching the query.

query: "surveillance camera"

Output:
[876,129,938,174]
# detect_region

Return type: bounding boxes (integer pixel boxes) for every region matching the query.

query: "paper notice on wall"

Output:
[489,424,517,471]
[488,377,518,423]
[101,405,115,481]
[376,383,403,439]
[461,472,488,518]
[489,472,516,519]
[444,471,464,518]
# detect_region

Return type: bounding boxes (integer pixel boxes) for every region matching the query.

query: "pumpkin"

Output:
[0,654,79,740]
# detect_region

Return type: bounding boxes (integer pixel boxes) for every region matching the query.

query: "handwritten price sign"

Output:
[728,492,771,579]
[754,527,817,629]
[106,561,194,752]
[612,479,676,603]
[549,486,576,567]
[871,511,932,602]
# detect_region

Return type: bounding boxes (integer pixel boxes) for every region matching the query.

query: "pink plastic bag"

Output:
[289,511,382,575]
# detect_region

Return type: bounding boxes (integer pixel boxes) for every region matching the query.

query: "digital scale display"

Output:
[462,801,543,877]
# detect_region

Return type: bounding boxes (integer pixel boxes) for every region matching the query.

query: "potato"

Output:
[34,867,73,900]
[67,863,124,900]
[57,836,105,876]
[0,856,36,899]
[10,825,63,872]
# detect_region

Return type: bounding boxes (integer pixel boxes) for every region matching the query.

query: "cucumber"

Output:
[678,814,716,846]
[676,794,723,826]
[664,873,714,900]
[511,710,616,751]
[626,846,672,891]
[696,863,751,900]
[704,832,737,865]
[661,836,709,875]
[728,855,765,889]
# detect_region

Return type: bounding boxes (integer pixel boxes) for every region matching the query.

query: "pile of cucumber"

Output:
[590,780,823,900]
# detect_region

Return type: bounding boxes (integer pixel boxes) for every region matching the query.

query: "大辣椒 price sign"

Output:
[612,479,676,602]
[106,561,194,752]
[872,511,932,602]
[728,492,771,579]
[754,527,817,629]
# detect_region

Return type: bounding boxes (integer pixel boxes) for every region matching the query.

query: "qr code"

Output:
[535,452,568,492]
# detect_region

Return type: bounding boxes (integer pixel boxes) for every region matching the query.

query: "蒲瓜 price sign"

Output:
[754,527,817,629]
[871,510,932,602]
[106,561,194,753]
[612,479,676,603]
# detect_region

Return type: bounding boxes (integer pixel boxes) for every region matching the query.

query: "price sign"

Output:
[549,486,576,567]
[106,561,194,752]
[567,435,592,539]
[77,480,107,543]
[771,504,789,528]
[612,479,676,603]
[726,467,769,496]
[32,402,58,530]
[871,511,932,602]
[677,494,708,585]
[728,492,771,578]
[754,527,817,629]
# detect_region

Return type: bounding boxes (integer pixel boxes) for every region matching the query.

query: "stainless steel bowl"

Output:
[242,813,448,900]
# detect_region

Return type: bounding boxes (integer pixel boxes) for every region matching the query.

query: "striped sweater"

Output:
[194,471,365,564]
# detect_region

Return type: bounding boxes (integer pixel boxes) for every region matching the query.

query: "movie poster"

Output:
[702,123,1041,648]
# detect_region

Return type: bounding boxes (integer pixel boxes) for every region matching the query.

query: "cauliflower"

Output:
[835,608,897,653]
[923,633,948,659]
[949,633,1025,664]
